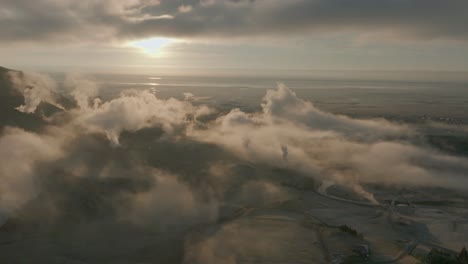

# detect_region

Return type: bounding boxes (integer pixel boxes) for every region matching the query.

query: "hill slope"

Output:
[0,67,48,131]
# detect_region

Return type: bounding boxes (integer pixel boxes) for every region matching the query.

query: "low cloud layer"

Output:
[6,71,468,206]
[2,70,468,262]
[7,72,468,199]
[190,84,468,195]
[1,0,468,45]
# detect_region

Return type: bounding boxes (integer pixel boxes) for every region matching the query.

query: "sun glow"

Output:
[129,37,175,57]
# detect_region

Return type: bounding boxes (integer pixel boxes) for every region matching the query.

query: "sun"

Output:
[128,37,174,57]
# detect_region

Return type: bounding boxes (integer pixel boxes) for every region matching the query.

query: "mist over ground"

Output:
[1,67,468,263]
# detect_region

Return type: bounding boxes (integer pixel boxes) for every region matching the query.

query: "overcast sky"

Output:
[1,0,468,76]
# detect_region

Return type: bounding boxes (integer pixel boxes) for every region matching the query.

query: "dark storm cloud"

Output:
[0,0,467,44]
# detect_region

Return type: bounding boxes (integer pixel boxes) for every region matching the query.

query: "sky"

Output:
[1,0,468,76]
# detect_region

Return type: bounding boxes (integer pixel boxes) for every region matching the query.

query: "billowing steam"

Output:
[2,70,468,263]
[0,127,64,211]
[75,89,211,145]
[7,71,60,113]
[190,84,468,195]
[65,74,99,110]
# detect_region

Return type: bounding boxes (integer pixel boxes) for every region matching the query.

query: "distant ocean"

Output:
[54,73,468,124]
